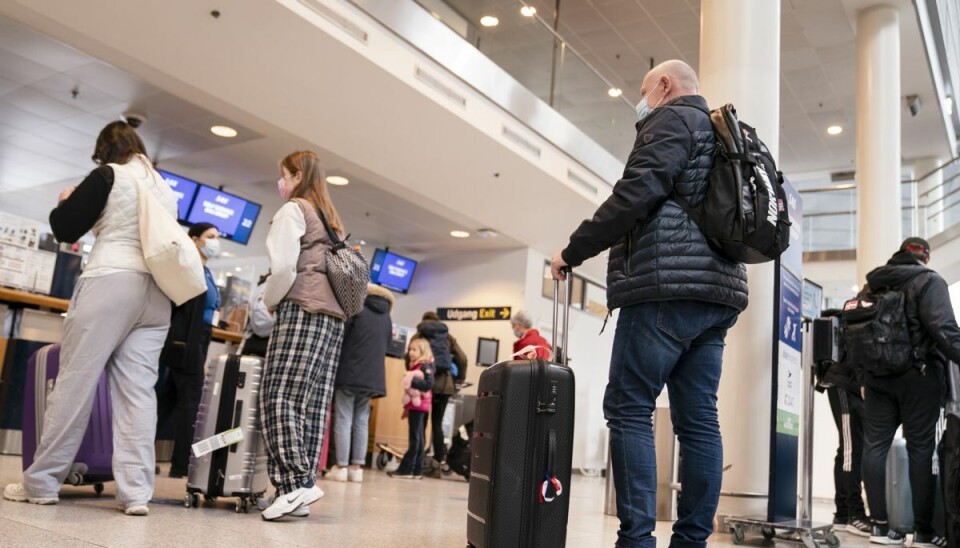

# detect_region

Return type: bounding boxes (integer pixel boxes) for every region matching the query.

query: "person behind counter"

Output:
[155,222,222,478]
[258,150,348,521]
[3,121,176,516]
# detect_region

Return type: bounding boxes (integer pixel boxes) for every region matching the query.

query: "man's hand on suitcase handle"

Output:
[550,253,570,281]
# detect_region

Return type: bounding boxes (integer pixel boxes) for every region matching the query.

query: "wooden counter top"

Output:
[1,286,243,344]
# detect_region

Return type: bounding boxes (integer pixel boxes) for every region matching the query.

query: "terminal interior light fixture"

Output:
[520,6,536,17]
[480,15,499,27]
[827,125,843,135]
[210,125,238,138]
[450,230,471,238]
[326,175,350,186]
[608,88,623,98]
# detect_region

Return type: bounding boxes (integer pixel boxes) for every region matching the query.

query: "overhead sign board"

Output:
[437,307,511,321]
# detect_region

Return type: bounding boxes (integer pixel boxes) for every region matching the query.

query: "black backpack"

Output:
[840,285,920,376]
[679,104,791,264]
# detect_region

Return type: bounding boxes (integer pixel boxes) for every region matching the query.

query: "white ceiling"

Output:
[0,15,523,258]
[442,0,953,173]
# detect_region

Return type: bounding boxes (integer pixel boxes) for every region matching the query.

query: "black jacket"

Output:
[335,285,395,398]
[159,293,208,374]
[561,95,748,312]
[864,251,960,369]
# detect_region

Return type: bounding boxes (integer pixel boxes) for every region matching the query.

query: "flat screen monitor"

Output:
[802,279,824,320]
[157,169,199,222]
[370,248,417,293]
[477,337,500,367]
[185,185,262,245]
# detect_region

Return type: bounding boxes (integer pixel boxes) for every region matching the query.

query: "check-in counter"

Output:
[0,287,242,455]
[368,357,411,455]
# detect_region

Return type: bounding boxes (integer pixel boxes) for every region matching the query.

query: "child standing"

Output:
[389,338,435,480]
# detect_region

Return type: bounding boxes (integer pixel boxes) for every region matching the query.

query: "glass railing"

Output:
[348,0,637,166]
[799,156,960,253]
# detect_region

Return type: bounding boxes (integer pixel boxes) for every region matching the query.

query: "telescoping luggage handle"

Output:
[551,268,574,367]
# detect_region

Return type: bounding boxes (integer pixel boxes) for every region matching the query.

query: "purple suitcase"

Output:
[22,344,113,493]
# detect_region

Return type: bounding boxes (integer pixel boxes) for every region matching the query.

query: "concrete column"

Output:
[915,157,945,237]
[856,5,902,283]
[699,0,780,519]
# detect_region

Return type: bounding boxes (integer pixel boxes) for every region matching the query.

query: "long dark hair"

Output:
[280,150,344,235]
[92,121,147,165]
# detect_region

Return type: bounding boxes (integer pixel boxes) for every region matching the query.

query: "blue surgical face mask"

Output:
[635,82,665,122]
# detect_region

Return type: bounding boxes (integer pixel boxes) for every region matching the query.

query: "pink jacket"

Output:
[402,361,434,413]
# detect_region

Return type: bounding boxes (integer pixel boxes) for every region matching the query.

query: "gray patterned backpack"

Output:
[316,208,369,317]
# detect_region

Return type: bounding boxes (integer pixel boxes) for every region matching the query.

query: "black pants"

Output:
[156,325,212,475]
[827,386,866,521]
[862,368,942,534]
[398,410,427,475]
[430,394,450,463]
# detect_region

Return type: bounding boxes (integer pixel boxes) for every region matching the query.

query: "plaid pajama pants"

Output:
[259,301,345,494]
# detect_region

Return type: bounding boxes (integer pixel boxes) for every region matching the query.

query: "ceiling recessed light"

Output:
[326,175,349,186]
[220,251,234,258]
[520,6,536,17]
[827,125,843,135]
[945,96,954,116]
[234,267,242,272]
[608,87,623,98]
[210,125,238,138]
[480,15,499,27]
[450,230,471,238]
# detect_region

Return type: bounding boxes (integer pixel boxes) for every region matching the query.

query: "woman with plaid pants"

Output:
[259,150,348,521]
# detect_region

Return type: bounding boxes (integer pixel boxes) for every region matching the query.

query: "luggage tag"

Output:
[191,427,245,457]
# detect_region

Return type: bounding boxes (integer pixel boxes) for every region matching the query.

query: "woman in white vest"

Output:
[3,121,176,516]
[258,150,348,521]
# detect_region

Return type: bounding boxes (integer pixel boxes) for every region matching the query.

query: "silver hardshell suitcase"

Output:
[185,354,269,513]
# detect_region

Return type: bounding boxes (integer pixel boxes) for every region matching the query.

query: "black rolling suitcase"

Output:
[467,276,576,547]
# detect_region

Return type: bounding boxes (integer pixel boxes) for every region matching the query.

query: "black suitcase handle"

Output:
[551,270,573,366]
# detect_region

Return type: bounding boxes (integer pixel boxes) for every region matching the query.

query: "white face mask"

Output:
[635,81,666,122]
[202,238,221,259]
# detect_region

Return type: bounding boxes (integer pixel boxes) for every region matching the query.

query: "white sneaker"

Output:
[3,483,58,505]
[347,468,363,483]
[117,504,149,516]
[257,494,309,517]
[326,466,348,483]
[260,483,323,521]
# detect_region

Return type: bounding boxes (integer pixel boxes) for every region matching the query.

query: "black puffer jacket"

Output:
[334,285,395,398]
[864,250,960,368]
[561,95,748,311]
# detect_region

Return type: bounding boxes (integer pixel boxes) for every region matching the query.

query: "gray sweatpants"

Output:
[24,272,170,506]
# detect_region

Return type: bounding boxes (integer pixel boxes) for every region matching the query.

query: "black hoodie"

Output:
[864,250,960,368]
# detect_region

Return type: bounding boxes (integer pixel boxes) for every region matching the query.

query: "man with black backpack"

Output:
[849,238,960,546]
[551,60,750,548]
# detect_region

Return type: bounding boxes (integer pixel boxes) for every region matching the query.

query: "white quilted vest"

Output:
[83,155,178,278]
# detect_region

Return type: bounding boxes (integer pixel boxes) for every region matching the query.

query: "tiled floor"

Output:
[0,455,872,547]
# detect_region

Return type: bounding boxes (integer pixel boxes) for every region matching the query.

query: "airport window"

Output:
[541,261,586,309]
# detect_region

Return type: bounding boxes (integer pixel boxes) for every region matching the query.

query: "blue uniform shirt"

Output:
[203,267,220,326]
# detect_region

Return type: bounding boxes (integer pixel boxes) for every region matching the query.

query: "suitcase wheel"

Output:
[93,483,104,496]
[824,532,840,548]
[184,492,200,509]
[235,498,249,514]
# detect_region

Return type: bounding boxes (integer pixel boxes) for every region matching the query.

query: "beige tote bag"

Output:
[137,173,206,306]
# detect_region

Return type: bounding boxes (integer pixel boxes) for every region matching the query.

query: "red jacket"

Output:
[403,360,434,413]
[513,329,551,360]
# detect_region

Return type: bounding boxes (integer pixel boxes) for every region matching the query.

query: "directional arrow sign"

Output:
[437,307,512,321]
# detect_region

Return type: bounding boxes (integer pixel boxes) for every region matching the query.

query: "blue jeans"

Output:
[333,388,373,466]
[604,300,739,548]
[397,410,427,476]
